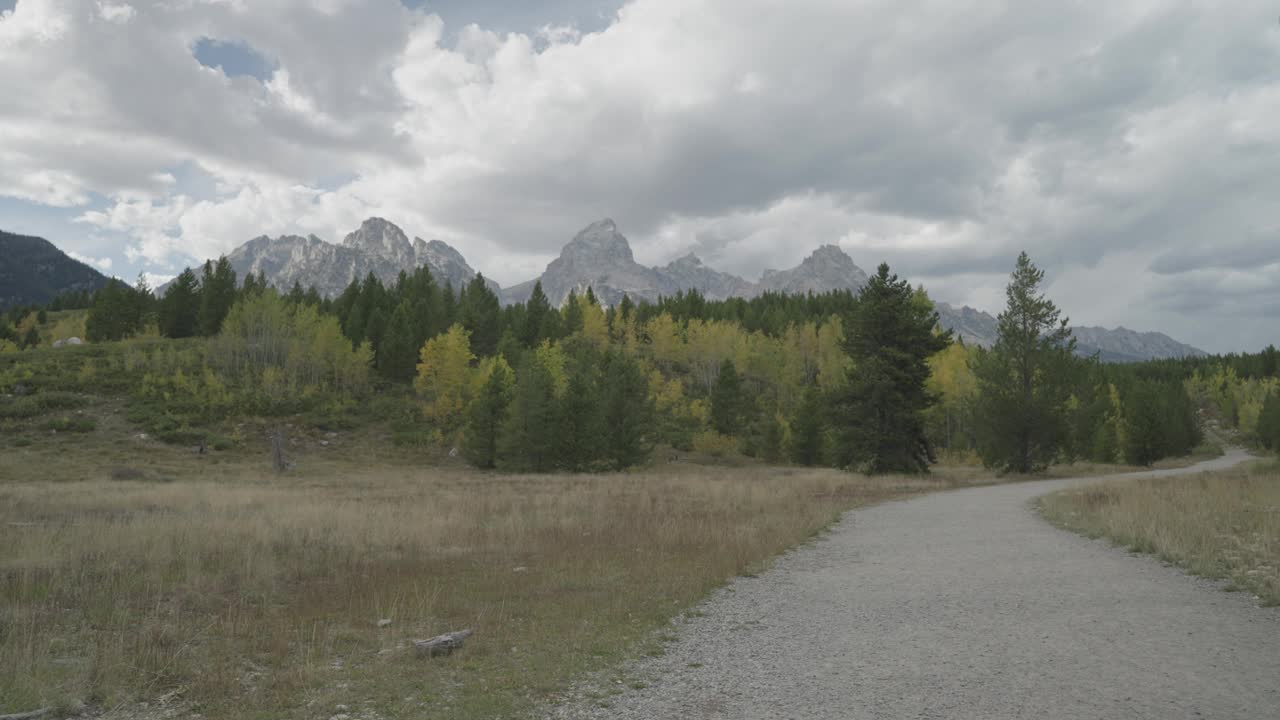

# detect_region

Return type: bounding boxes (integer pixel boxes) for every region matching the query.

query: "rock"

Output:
[50,336,83,349]
[377,618,392,628]
[512,566,529,573]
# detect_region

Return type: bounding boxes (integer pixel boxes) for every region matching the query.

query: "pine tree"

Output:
[710,358,744,435]
[198,257,238,336]
[377,302,418,382]
[1122,380,1166,466]
[790,383,826,466]
[601,351,653,469]
[86,279,147,342]
[524,281,552,346]
[460,274,501,357]
[499,350,561,471]
[158,268,201,338]
[1256,392,1280,451]
[972,253,1077,473]
[831,263,951,473]
[556,349,604,471]
[464,357,515,468]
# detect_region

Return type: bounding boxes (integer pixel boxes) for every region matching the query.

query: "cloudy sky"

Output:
[1,0,1277,352]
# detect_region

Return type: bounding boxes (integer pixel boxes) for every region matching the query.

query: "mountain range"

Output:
[0,230,109,309]
[1,219,1206,361]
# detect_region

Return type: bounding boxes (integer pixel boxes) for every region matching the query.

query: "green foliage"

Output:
[556,347,605,471]
[198,257,238,336]
[790,383,826,466]
[460,275,501,357]
[42,415,96,433]
[0,229,108,309]
[709,358,744,435]
[212,290,372,412]
[86,279,150,342]
[600,351,653,470]
[972,253,1078,473]
[831,263,951,473]
[1257,392,1280,451]
[158,268,201,339]
[463,356,515,468]
[377,302,418,382]
[499,349,561,472]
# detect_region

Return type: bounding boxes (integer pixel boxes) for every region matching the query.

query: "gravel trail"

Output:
[546,449,1279,719]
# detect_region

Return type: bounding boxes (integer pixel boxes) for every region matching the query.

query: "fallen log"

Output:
[413,629,473,658]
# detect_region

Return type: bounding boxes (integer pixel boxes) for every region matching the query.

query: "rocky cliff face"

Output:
[504,220,870,306]
[220,218,489,297]
[660,252,756,300]
[756,244,869,296]
[501,219,680,306]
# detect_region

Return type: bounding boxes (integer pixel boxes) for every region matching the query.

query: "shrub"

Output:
[43,416,96,433]
[691,430,739,458]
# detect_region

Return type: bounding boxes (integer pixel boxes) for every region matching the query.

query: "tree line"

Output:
[12,249,1273,473]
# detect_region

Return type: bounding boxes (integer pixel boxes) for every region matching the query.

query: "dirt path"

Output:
[547,449,1279,719]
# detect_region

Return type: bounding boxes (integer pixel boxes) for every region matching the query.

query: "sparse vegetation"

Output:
[1039,461,1280,606]
[0,434,1000,718]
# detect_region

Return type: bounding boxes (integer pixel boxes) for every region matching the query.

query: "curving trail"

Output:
[548,449,1280,719]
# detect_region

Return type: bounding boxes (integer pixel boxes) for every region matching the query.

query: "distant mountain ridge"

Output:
[500,219,872,307]
[934,302,1205,361]
[166,217,1205,362]
[219,218,495,298]
[0,229,109,309]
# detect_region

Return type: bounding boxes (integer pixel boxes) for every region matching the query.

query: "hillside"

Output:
[0,230,109,309]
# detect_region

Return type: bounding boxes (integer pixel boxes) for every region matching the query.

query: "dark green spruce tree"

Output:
[710,358,744,435]
[377,302,419,382]
[158,267,201,338]
[831,263,951,473]
[464,360,515,469]
[790,383,826,466]
[460,274,501,357]
[971,252,1078,473]
[198,257,238,336]
[556,347,605,471]
[498,351,561,472]
[601,351,653,469]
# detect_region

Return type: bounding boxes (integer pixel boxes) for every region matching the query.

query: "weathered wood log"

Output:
[0,707,53,720]
[413,629,473,658]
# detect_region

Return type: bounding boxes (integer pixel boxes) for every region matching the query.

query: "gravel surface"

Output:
[545,449,1280,719]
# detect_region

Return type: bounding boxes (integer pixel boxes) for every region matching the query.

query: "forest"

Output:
[2,254,1276,474]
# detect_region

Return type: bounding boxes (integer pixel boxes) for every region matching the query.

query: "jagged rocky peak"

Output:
[757,243,869,294]
[561,218,635,265]
[666,252,705,268]
[342,217,414,265]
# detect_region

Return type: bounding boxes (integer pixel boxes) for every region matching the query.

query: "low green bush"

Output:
[42,416,96,433]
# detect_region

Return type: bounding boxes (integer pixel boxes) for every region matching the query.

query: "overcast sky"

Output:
[1,0,1277,352]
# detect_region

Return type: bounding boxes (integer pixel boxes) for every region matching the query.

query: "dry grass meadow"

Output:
[0,428,1011,720]
[1039,460,1280,607]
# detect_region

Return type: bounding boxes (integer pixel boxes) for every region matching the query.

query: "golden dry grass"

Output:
[1039,461,1280,607]
[0,433,1003,720]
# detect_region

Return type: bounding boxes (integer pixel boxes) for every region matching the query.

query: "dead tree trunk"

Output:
[271,428,291,473]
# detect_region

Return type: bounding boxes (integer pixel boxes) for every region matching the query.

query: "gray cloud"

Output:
[1,0,1279,352]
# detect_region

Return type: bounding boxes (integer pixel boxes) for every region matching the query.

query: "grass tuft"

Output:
[1039,462,1279,606]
